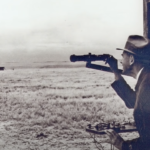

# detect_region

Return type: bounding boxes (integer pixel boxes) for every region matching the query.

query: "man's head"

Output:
[120,51,132,74]
[117,35,150,75]
[120,51,140,74]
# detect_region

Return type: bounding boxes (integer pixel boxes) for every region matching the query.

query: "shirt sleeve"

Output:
[111,78,136,108]
[122,138,143,150]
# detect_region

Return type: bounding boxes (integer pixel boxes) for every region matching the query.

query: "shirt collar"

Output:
[136,68,144,81]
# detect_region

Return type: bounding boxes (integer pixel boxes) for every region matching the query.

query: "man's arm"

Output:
[107,57,136,108]
[111,76,136,108]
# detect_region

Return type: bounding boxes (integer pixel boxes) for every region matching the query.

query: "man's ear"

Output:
[129,55,135,65]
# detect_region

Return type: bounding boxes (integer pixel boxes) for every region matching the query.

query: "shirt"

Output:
[136,68,144,82]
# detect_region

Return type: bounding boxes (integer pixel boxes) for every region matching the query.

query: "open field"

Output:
[0,68,139,150]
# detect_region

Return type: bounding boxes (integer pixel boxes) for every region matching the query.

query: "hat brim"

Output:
[116,48,136,55]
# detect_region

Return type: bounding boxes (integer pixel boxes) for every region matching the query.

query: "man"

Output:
[106,35,150,150]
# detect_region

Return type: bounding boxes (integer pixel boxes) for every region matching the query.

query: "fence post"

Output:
[143,0,150,39]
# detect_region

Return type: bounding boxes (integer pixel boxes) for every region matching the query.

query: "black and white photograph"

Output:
[0,0,150,150]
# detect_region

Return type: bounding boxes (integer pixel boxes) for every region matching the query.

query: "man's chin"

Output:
[122,69,132,76]
[122,68,127,74]
[122,69,126,74]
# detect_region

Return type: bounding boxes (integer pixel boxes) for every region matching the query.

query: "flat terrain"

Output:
[0,68,138,150]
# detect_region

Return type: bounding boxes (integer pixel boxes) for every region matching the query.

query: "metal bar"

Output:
[86,128,137,135]
[86,63,128,76]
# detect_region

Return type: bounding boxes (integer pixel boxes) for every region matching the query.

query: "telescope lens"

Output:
[70,55,76,62]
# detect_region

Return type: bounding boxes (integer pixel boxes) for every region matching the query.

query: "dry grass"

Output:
[0,68,138,150]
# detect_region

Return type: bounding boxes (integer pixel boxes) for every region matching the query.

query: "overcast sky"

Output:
[0,0,143,62]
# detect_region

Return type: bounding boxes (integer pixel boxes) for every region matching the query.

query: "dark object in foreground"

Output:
[86,122,137,135]
[0,67,4,71]
[36,132,48,138]
[70,53,126,75]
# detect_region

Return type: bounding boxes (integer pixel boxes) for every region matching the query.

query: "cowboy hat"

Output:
[117,35,150,59]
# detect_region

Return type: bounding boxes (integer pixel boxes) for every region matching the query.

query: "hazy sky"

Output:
[0,0,143,62]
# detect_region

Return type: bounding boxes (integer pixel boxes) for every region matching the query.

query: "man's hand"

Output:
[106,56,118,73]
[105,129,124,150]
[106,56,122,81]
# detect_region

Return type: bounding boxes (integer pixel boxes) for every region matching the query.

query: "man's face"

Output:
[121,51,131,73]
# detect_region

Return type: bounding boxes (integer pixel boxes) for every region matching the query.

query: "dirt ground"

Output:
[0,120,139,150]
[0,69,139,150]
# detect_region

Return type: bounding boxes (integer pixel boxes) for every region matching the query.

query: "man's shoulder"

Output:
[139,67,150,86]
[142,67,150,79]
